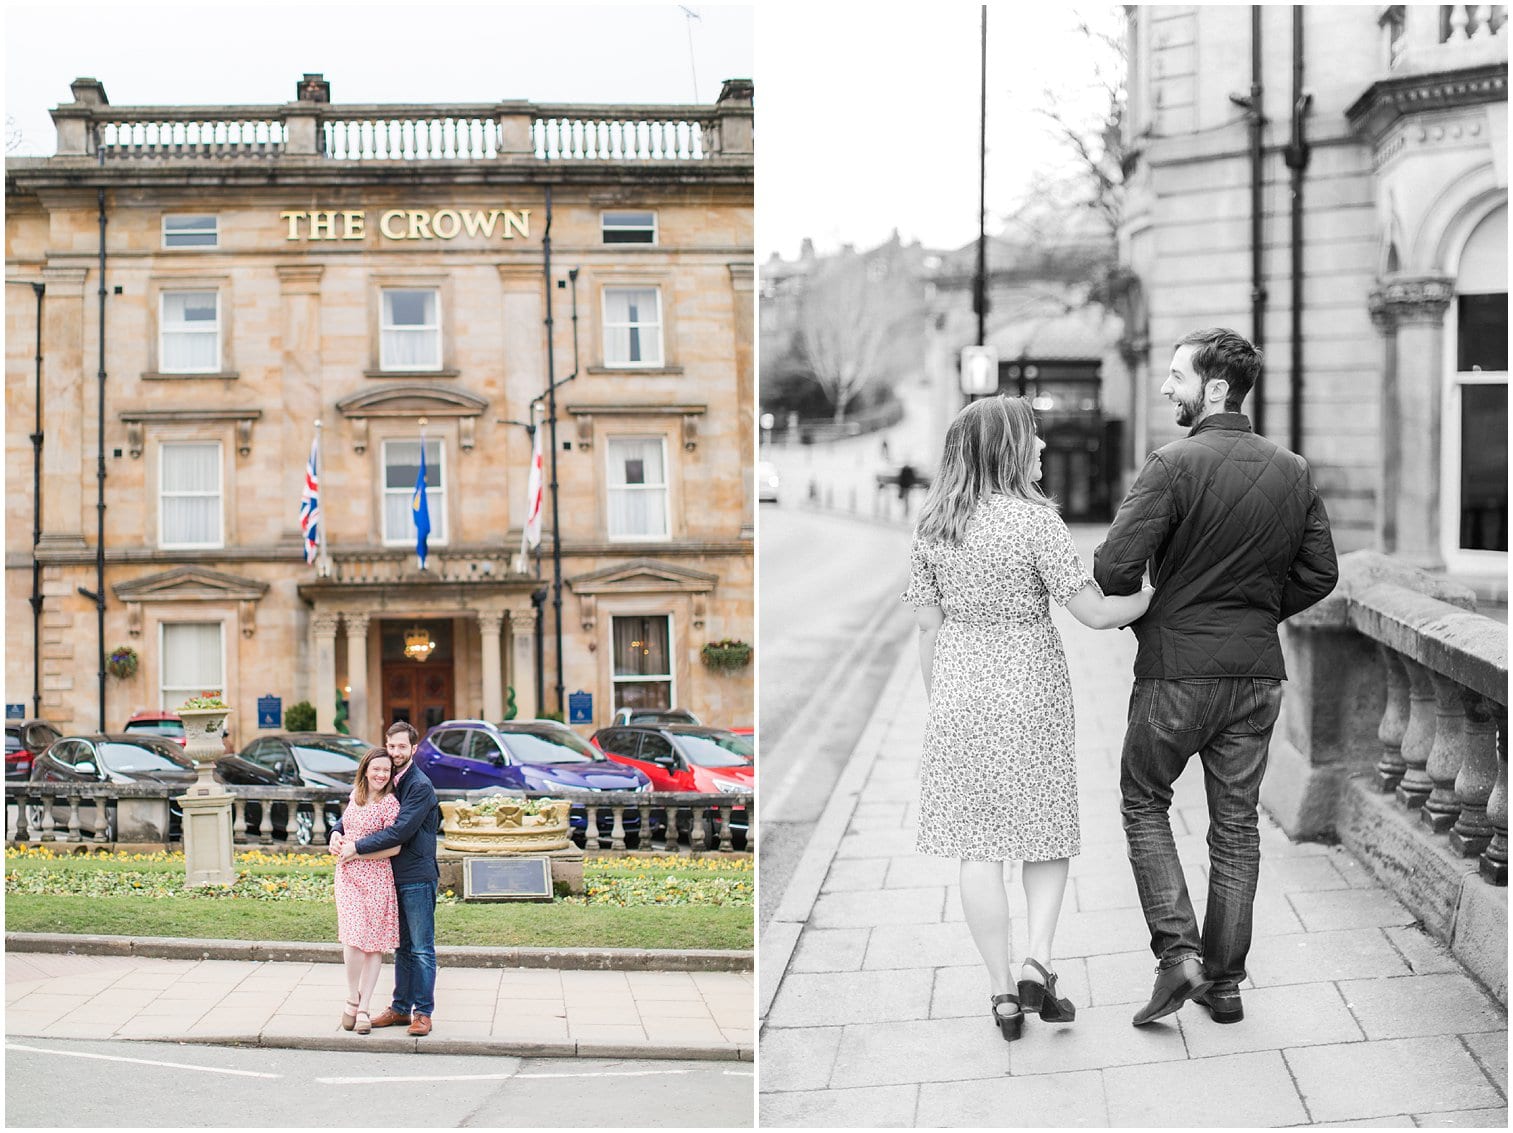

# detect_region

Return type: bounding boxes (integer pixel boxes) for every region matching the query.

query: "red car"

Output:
[591,725,754,794]
[123,711,187,747]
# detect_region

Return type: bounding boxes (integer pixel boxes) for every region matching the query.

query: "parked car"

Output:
[6,718,60,782]
[216,732,370,844]
[591,725,755,794]
[26,734,196,840]
[415,720,650,837]
[122,711,186,748]
[757,460,780,503]
[609,706,702,727]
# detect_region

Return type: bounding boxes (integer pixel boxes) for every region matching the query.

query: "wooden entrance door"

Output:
[381,663,454,734]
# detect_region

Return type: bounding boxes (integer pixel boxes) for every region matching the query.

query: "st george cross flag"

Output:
[412,443,431,570]
[298,435,320,566]
[523,425,545,549]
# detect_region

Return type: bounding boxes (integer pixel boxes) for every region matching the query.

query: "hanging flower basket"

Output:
[700,639,753,673]
[107,645,139,680]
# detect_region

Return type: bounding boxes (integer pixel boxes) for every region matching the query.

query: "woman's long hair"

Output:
[353,747,395,807]
[914,395,1052,544]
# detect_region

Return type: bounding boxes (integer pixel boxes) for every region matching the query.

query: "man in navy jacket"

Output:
[331,720,441,1036]
[1095,328,1337,1029]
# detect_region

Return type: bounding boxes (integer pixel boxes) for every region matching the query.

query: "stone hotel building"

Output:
[5,74,754,741]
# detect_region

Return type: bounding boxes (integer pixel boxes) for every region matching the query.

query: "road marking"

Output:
[5,1042,281,1079]
[723,1069,755,1076]
[316,1069,697,1085]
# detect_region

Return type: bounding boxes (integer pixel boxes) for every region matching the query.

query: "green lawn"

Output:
[4,849,752,951]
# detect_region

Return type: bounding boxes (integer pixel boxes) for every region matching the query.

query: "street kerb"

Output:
[760,645,921,1021]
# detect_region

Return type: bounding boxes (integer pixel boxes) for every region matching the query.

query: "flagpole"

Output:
[315,418,330,578]
[417,416,428,572]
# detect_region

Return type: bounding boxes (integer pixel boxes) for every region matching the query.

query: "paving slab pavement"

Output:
[759,525,1508,1127]
[5,951,753,1060]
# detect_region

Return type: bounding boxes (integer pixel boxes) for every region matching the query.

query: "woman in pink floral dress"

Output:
[336,747,402,1034]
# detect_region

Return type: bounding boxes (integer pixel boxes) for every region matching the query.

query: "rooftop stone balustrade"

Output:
[1261,549,1507,1003]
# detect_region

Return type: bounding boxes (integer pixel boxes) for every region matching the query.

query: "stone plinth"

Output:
[436,845,585,896]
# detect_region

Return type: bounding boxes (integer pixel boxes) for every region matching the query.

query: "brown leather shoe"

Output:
[407,1012,432,1037]
[368,1007,411,1029]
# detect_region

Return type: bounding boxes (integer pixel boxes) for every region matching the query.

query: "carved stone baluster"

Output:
[744,797,755,854]
[1450,4,1471,40]
[609,804,627,852]
[40,792,57,842]
[14,795,30,842]
[584,805,601,853]
[1422,673,1471,832]
[1375,646,1410,790]
[93,798,110,844]
[231,798,247,843]
[312,798,329,843]
[1471,5,1493,37]
[65,794,82,842]
[663,804,679,853]
[718,804,734,853]
[1395,658,1437,809]
[690,805,708,854]
[1478,703,1508,885]
[1450,694,1498,855]
[638,803,652,850]
[258,798,274,844]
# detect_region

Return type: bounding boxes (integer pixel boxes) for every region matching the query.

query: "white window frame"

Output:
[381,437,448,546]
[379,287,443,372]
[162,214,219,249]
[610,613,674,714]
[158,290,221,374]
[1440,293,1507,572]
[601,285,664,368]
[159,620,225,712]
[600,210,658,245]
[158,440,224,550]
[605,435,670,541]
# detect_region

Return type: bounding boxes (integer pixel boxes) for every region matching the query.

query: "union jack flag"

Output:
[299,435,320,566]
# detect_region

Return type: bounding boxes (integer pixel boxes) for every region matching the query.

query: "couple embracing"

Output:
[326,720,442,1037]
[904,328,1339,1041]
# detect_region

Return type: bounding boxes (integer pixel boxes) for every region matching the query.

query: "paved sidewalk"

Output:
[5,952,753,1061]
[760,528,1508,1127]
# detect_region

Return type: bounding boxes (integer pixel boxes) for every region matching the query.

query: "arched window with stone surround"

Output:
[1442,202,1507,569]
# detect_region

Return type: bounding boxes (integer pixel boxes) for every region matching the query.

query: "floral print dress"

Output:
[334,792,401,952]
[902,494,1096,861]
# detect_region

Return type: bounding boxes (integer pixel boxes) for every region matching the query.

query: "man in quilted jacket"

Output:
[1094,327,1338,1028]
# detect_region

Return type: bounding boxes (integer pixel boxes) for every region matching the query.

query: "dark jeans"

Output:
[1120,676,1284,987]
[391,880,438,1016]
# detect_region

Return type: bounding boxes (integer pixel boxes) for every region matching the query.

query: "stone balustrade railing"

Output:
[1385,4,1508,71]
[1261,550,1507,1002]
[329,547,523,584]
[50,84,752,165]
[5,783,751,856]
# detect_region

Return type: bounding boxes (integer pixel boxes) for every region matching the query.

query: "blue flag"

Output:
[412,443,431,569]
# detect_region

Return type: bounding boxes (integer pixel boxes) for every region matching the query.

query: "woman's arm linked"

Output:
[915,605,945,697]
[1065,582,1153,630]
[354,845,401,860]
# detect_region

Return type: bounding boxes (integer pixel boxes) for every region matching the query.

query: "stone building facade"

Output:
[1120,6,1506,590]
[6,74,754,741]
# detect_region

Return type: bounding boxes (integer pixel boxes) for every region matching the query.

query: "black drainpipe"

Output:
[1283,7,1312,455]
[30,282,44,718]
[1249,5,1267,434]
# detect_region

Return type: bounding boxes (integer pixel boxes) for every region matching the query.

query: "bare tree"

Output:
[797,248,919,423]
[6,116,25,154]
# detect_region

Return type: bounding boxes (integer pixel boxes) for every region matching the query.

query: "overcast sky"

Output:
[5,1,753,155]
[757,3,1124,259]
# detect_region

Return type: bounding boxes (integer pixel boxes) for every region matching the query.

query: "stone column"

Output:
[509,609,538,721]
[313,612,340,732]
[343,613,370,739]
[478,610,504,722]
[38,266,89,549]
[1368,277,1454,569]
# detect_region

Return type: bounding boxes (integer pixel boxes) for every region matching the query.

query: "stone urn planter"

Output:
[177,704,232,788]
[440,797,572,853]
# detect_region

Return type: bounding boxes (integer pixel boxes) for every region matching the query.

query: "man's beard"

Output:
[1174,392,1204,427]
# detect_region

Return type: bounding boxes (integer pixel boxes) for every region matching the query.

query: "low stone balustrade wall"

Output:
[5,783,751,857]
[1261,550,1507,1002]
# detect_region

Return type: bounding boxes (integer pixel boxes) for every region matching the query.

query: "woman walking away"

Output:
[902,396,1152,1042]
[336,747,402,1034]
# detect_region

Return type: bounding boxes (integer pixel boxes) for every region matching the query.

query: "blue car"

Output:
[415,720,650,834]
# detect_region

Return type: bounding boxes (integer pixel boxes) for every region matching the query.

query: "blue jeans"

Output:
[391,880,438,1016]
[1120,677,1284,987]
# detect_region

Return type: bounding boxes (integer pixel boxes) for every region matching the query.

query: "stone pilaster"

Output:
[38,266,89,550]
[1368,276,1454,568]
[343,612,370,740]
[478,610,504,722]
[313,612,340,732]
[509,609,538,721]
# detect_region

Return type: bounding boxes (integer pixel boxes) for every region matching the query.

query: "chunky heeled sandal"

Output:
[1018,958,1077,1023]
[341,998,360,1031]
[990,993,1024,1042]
[354,1009,372,1035]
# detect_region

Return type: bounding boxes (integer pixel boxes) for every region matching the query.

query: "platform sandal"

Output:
[1018,958,1077,1022]
[990,992,1024,1042]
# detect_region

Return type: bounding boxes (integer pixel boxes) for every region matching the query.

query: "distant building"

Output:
[1120,6,1506,591]
[6,74,754,738]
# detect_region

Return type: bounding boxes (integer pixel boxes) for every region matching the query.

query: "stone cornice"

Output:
[1346,62,1508,145]
[118,407,263,457]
